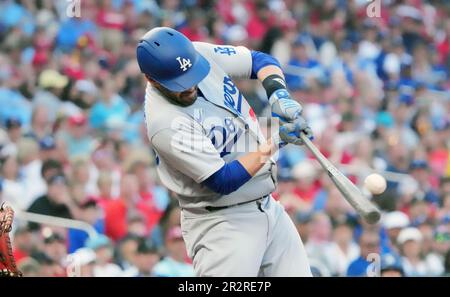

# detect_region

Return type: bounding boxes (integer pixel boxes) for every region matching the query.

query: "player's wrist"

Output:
[262,74,287,101]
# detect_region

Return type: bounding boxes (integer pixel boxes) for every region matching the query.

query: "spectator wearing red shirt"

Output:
[128,161,164,232]
[104,174,138,241]
[246,1,275,45]
[12,226,34,264]
[104,174,162,241]
[95,170,115,209]
[96,0,126,55]
[292,160,321,204]
[179,9,209,42]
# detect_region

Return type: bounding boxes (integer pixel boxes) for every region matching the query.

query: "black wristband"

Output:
[262,74,287,98]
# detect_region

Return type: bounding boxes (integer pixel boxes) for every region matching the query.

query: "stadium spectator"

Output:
[27,174,76,229]
[68,197,105,253]
[153,226,194,277]
[127,238,160,277]
[58,114,94,158]
[380,253,404,277]
[114,234,140,273]
[86,235,123,277]
[42,232,68,269]
[397,227,443,276]
[346,231,380,276]
[12,226,35,264]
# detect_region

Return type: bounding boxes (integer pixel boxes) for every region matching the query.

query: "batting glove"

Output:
[269,89,313,145]
[278,117,314,146]
[269,89,303,122]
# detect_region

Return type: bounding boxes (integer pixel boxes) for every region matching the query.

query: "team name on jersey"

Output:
[223,76,243,116]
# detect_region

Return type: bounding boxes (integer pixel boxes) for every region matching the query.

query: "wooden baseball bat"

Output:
[298,133,381,224]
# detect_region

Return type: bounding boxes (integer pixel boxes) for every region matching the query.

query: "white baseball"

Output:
[364,173,387,195]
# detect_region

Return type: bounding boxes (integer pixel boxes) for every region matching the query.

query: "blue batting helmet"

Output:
[136,27,210,92]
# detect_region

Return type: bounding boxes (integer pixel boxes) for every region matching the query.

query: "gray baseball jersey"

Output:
[144,42,277,209]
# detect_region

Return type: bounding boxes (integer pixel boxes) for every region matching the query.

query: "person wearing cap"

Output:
[42,231,68,269]
[382,211,410,254]
[284,34,321,91]
[66,247,97,277]
[294,211,312,244]
[33,69,69,122]
[5,117,23,143]
[2,117,23,154]
[380,253,404,277]
[397,227,444,276]
[38,136,60,162]
[409,159,440,204]
[72,79,98,110]
[152,226,195,277]
[85,235,123,277]
[58,113,94,157]
[128,238,160,277]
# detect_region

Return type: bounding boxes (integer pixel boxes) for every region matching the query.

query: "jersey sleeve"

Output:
[151,117,225,184]
[193,42,253,79]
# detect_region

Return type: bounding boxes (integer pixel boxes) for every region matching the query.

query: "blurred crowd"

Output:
[0,0,449,277]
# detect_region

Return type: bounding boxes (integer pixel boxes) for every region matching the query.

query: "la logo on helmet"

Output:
[176,56,192,72]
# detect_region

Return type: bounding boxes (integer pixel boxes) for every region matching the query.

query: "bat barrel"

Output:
[365,210,381,224]
[299,133,382,225]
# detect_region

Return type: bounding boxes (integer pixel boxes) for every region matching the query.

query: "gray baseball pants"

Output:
[180,196,312,277]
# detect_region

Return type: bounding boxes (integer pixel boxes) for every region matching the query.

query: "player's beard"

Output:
[157,85,198,107]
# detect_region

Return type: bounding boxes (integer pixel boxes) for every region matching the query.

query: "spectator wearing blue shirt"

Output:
[347,231,380,277]
[285,36,323,91]
[89,80,130,130]
[0,86,32,129]
[409,160,440,204]
[132,238,160,277]
[380,253,404,277]
[58,114,94,158]
[56,18,98,53]
[153,226,194,277]
[86,235,123,277]
[0,0,35,36]
[68,198,105,253]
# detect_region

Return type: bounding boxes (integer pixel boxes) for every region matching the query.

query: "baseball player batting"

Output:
[136,27,313,277]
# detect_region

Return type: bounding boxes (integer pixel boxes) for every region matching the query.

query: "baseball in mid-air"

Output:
[364,173,387,195]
